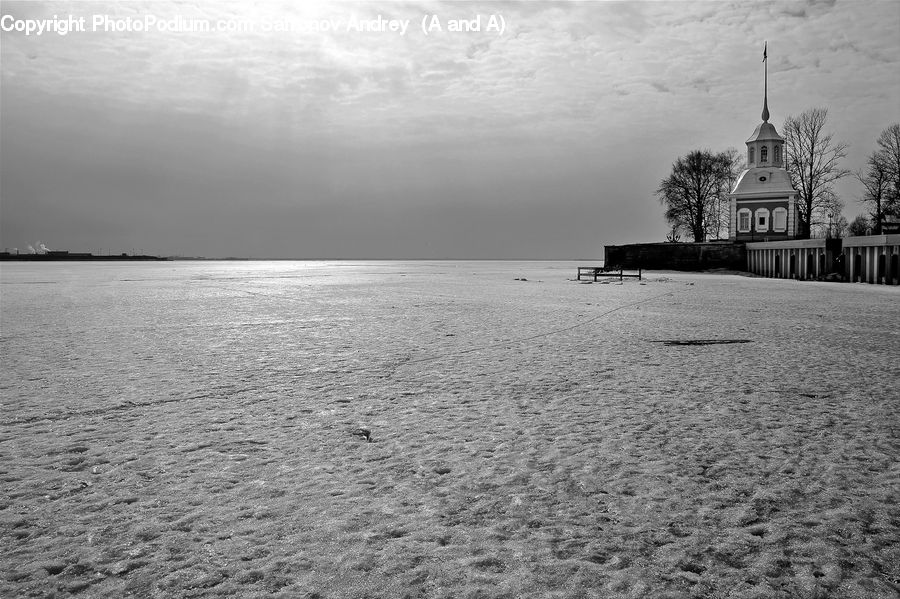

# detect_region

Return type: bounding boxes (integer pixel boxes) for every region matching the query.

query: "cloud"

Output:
[690,77,711,94]
[779,6,808,18]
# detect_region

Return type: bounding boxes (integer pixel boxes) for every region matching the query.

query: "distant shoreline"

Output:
[0,253,169,261]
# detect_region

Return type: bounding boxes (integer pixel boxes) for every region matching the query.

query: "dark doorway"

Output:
[819,253,826,277]
[854,253,862,282]
[774,254,781,277]
[892,253,899,285]
[789,254,796,279]
[877,253,886,284]
[806,254,814,279]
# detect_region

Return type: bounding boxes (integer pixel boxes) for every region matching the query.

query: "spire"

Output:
[761,41,769,122]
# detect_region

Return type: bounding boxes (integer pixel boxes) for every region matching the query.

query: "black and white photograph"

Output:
[1,1,899,597]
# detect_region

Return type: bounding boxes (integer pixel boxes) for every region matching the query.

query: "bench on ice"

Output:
[576,265,642,281]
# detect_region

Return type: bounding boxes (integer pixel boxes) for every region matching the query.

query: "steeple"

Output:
[761,41,769,122]
[744,42,784,170]
[729,41,799,242]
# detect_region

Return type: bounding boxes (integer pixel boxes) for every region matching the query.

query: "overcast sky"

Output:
[1,0,898,259]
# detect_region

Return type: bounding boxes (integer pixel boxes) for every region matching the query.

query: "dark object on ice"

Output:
[351,428,372,442]
[659,339,752,346]
[43,563,67,575]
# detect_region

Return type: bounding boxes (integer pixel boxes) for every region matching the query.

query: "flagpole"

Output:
[762,41,769,122]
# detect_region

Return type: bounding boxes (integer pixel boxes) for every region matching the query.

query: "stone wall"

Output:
[604,242,746,271]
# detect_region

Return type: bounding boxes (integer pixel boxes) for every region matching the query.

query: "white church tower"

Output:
[729,43,799,241]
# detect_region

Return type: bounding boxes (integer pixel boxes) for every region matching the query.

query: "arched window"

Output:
[749,147,755,164]
[761,145,768,162]
[774,144,781,163]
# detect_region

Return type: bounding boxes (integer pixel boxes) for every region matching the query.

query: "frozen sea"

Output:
[1,260,600,423]
[1,260,898,598]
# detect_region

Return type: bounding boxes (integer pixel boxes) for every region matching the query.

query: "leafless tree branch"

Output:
[782,108,850,238]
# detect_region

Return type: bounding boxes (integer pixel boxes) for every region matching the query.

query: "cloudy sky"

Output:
[1,0,898,258]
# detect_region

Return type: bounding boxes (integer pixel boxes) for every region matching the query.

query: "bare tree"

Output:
[707,147,744,240]
[782,108,850,238]
[665,225,682,243]
[811,189,845,238]
[857,152,892,234]
[656,149,738,242]
[875,124,900,226]
[832,214,849,239]
[876,124,900,203]
[847,214,870,237]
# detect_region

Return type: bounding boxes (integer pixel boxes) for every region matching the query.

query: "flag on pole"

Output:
[763,42,767,62]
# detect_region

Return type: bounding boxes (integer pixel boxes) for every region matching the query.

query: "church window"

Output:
[749,147,755,164]
[755,208,770,232]
[774,144,781,163]
[737,209,751,233]
[761,145,768,162]
[773,207,787,232]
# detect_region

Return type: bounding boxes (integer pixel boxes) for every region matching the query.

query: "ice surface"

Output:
[1,261,898,597]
